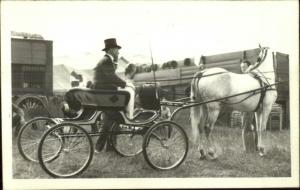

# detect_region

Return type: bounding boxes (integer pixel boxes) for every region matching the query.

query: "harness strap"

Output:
[250,72,267,112]
[258,48,268,63]
[248,47,268,72]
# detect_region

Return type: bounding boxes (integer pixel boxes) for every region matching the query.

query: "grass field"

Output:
[12,109,291,178]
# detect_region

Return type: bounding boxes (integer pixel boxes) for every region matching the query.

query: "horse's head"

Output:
[247,46,276,84]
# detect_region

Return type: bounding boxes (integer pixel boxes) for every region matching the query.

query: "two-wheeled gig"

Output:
[17,83,189,178]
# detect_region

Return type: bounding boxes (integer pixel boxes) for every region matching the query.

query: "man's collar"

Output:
[105,53,116,63]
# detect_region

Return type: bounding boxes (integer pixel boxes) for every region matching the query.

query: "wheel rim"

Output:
[38,123,93,178]
[143,121,188,170]
[111,123,144,157]
[18,117,55,162]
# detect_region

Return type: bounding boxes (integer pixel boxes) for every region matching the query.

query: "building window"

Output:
[12,64,46,89]
[12,64,23,88]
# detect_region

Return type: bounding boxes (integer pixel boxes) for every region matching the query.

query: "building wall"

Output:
[11,38,53,96]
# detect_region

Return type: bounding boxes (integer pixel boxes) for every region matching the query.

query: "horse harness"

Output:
[191,70,275,112]
[248,47,275,112]
[249,72,268,112]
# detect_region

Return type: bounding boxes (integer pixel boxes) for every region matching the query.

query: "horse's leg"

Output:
[190,105,207,159]
[254,111,261,150]
[190,106,202,154]
[255,91,277,156]
[205,106,220,160]
[242,112,257,153]
[198,107,208,160]
[253,113,259,151]
[256,109,266,156]
[258,103,274,156]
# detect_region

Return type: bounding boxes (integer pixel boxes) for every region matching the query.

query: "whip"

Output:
[149,43,158,89]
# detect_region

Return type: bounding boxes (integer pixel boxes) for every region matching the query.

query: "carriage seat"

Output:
[67,88,130,111]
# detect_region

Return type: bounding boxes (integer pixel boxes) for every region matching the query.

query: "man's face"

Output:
[110,48,120,61]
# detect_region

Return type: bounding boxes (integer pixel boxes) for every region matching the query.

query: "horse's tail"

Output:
[190,71,207,144]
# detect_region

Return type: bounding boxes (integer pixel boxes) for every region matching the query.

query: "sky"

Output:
[2,1,299,69]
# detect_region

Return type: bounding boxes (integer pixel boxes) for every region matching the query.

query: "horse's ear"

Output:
[258,43,262,48]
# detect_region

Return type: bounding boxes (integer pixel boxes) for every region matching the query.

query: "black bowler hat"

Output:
[102,38,122,51]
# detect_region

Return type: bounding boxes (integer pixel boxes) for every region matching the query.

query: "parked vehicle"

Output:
[11,37,53,120]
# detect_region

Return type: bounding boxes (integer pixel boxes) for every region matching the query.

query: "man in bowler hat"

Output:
[93,38,134,152]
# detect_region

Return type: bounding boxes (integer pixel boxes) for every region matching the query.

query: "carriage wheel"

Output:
[110,123,145,157]
[17,97,47,120]
[38,123,93,178]
[17,117,57,162]
[142,121,188,170]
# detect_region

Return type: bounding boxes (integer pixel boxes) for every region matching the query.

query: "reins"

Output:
[218,90,261,105]
[134,70,276,83]
[135,71,227,83]
[161,82,282,108]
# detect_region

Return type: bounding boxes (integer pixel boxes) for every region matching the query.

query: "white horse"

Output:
[190,47,277,159]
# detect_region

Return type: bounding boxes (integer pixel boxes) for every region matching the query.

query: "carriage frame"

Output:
[17,84,190,178]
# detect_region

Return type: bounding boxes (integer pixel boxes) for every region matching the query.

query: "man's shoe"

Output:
[95,140,106,152]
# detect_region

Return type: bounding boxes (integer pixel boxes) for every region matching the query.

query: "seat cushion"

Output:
[66,88,130,111]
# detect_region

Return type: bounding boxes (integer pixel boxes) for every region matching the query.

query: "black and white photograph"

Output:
[1,0,299,189]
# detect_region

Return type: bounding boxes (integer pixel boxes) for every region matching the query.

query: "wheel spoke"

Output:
[21,141,40,148]
[111,123,143,157]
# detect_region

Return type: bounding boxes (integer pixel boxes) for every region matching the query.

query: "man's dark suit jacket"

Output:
[93,54,126,90]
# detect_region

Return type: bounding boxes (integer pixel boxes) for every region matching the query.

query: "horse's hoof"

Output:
[207,152,218,160]
[199,149,206,160]
[199,155,207,160]
[258,147,265,157]
[258,152,265,157]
